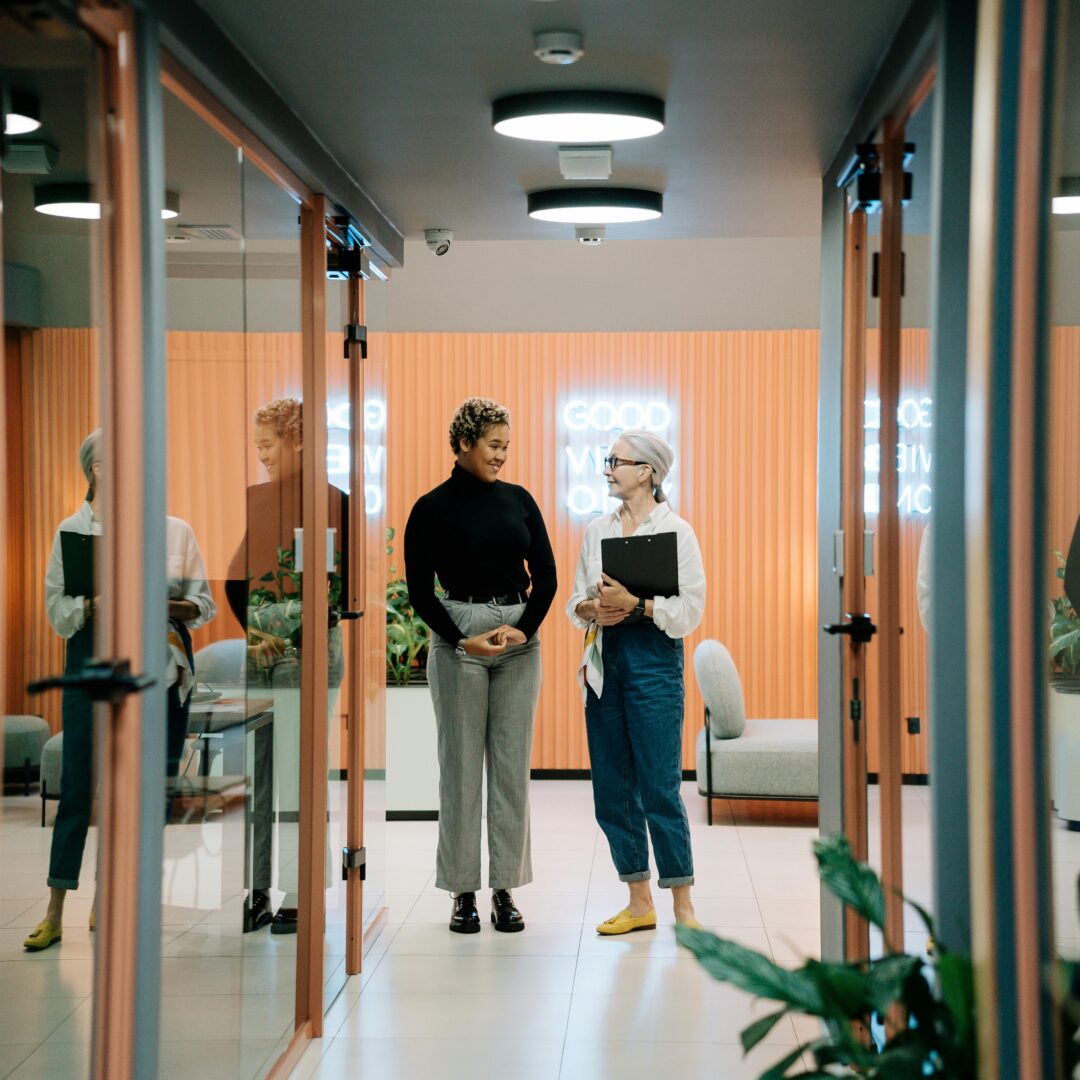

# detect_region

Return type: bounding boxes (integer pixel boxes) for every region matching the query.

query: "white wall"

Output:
[381,237,823,332]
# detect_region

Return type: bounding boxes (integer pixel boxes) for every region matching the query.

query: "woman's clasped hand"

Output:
[459,623,528,656]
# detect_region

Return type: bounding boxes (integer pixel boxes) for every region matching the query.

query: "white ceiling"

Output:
[191,0,911,242]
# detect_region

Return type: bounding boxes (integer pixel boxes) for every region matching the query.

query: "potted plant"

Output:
[384,527,439,818]
[676,835,976,1079]
[1050,549,1080,825]
[385,528,430,686]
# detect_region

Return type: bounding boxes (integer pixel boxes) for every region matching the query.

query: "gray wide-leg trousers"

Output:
[428,599,541,894]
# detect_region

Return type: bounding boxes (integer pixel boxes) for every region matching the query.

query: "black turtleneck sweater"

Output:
[404,464,557,644]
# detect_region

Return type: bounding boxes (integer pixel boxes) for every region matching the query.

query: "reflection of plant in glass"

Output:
[677,835,976,1080]
[247,544,343,653]
[1050,549,1080,684]
[385,526,432,686]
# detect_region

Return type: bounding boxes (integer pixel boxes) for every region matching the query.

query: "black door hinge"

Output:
[344,323,367,360]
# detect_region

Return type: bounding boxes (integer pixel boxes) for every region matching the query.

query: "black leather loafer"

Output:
[449,892,481,934]
[491,889,524,933]
[270,907,298,935]
[245,889,273,933]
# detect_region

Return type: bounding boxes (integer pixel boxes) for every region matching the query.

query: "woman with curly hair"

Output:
[405,397,557,934]
[226,397,348,934]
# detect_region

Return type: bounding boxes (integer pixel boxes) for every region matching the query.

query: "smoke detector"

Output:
[575,226,605,246]
[533,30,585,65]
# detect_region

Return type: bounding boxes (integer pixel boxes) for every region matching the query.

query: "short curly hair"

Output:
[254,397,302,447]
[448,397,511,453]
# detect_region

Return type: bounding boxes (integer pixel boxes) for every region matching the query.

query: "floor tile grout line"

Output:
[557,826,599,1080]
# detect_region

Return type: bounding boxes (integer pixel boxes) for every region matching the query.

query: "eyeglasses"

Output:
[602,456,648,472]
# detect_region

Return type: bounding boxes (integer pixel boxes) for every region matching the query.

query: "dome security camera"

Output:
[425,228,453,256]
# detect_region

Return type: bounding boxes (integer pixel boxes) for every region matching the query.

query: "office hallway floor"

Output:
[289,780,936,1080]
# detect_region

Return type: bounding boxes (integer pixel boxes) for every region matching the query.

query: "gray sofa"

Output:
[693,640,818,824]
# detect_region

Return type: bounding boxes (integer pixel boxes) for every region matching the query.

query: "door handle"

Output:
[28,658,157,704]
[823,612,877,645]
[328,609,364,629]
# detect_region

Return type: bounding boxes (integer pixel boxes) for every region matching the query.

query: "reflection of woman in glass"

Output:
[405,398,557,934]
[566,430,706,936]
[25,429,216,951]
[226,398,347,934]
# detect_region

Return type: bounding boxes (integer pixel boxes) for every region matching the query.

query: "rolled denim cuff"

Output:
[617,870,651,883]
[46,876,79,890]
[658,875,694,888]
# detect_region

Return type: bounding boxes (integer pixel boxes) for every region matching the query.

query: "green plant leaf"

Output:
[865,954,920,1014]
[935,951,974,1048]
[1051,628,1080,658]
[739,1007,790,1053]
[872,1041,934,1078]
[804,959,866,1017]
[675,927,824,1013]
[813,835,885,929]
[760,1044,809,1080]
[903,898,936,938]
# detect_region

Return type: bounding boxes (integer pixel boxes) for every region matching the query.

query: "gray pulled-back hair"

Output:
[80,428,101,501]
[618,429,674,502]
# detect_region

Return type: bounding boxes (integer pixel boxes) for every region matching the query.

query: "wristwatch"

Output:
[455,638,468,658]
[633,598,647,617]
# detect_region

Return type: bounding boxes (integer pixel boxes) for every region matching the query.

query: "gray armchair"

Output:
[693,639,818,824]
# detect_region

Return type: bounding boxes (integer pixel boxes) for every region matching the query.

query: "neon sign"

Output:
[561,397,676,516]
[326,398,386,514]
[863,395,932,515]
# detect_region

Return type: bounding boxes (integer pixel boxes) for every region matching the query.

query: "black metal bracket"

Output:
[28,657,157,704]
[871,251,906,298]
[342,845,367,881]
[327,247,364,280]
[823,612,877,646]
[338,610,364,621]
[344,323,367,360]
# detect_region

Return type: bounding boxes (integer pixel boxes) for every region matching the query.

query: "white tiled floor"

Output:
[290,782,831,1080]
[4,780,1080,1080]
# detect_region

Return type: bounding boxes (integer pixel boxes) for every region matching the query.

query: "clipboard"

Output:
[60,532,98,598]
[601,532,679,624]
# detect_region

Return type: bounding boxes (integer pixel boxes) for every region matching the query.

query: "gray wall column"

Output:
[926,0,976,956]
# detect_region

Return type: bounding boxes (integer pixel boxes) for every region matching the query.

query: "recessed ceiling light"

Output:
[4,89,42,135]
[34,182,182,220]
[34,181,99,219]
[493,91,664,143]
[1053,177,1080,215]
[527,187,663,224]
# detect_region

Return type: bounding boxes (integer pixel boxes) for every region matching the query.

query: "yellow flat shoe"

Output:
[23,920,62,952]
[89,910,95,932]
[596,907,657,935]
[676,917,704,931]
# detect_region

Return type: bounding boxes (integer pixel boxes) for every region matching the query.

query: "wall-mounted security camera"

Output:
[425,228,453,256]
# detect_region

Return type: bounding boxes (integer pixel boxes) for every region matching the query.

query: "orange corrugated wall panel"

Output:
[381,331,821,770]
[12,326,1080,774]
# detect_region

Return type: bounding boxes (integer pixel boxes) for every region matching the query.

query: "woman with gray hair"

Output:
[25,429,215,951]
[566,429,707,936]
[405,398,557,934]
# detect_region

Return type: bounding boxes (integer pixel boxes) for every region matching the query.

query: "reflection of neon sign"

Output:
[561,397,675,516]
[327,399,386,514]
[864,396,932,515]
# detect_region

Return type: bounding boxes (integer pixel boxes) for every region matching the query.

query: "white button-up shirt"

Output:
[566,501,706,700]
[45,501,216,641]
